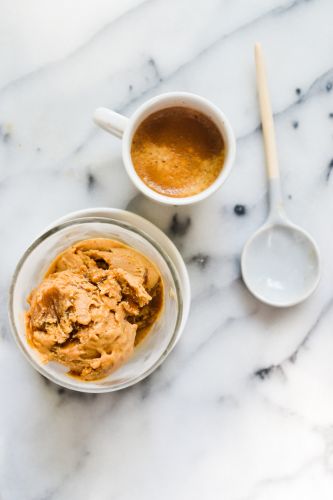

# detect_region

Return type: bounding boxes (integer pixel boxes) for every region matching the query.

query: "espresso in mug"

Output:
[131,106,225,198]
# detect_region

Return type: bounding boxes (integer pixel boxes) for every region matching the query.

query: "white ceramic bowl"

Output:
[9,212,190,393]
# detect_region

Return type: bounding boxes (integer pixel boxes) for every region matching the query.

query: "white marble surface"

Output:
[1,0,333,498]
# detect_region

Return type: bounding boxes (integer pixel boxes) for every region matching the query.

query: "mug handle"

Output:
[93,107,129,138]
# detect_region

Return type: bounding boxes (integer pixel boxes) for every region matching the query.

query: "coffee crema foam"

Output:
[131,106,225,198]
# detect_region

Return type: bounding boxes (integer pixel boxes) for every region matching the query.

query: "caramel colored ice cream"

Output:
[26,239,163,381]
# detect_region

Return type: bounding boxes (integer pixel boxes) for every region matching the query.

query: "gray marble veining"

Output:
[1,0,333,498]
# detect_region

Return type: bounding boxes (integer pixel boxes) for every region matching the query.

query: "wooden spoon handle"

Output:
[255,43,279,180]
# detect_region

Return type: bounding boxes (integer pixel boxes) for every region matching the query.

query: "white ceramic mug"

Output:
[93,92,236,205]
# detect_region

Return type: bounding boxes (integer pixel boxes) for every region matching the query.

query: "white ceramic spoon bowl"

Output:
[242,213,320,307]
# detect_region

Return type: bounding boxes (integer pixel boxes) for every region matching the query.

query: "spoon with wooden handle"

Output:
[241,43,320,307]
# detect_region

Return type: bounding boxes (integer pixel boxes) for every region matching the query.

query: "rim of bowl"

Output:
[8,216,184,393]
